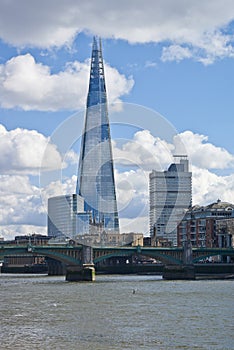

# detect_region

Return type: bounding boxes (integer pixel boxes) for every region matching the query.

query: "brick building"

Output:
[177,200,234,248]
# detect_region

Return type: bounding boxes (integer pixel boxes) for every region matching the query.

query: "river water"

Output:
[0,274,233,350]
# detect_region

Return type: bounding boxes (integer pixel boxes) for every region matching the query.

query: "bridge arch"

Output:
[93,249,183,265]
[193,251,232,263]
[0,245,82,266]
[34,247,82,265]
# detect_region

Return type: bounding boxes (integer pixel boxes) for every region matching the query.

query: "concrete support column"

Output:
[66,245,95,282]
[66,264,95,282]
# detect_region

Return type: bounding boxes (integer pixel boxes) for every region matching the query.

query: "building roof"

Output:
[205,200,234,210]
[189,200,234,212]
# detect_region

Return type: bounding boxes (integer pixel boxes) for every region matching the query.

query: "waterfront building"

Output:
[76,37,119,233]
[216,214,234,248]
[177,200,234,248]
[1,234,52,246]
[48,194,85,238]
[101,232,144,247]
[149,155,192,246]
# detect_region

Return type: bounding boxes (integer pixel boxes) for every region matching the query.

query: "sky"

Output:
[0,0,234,239]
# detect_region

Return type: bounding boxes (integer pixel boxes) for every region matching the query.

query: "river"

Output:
[0,274,233,350]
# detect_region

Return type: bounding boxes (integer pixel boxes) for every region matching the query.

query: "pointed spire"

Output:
[87,36,106,107]
[92,35,98,51]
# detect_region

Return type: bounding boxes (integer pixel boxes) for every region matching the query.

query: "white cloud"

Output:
[192,166,234,206]
[115,169,149,218]
[0,124,64,174]
[40,175,77,207]
[161,31,234,64]
[175,131,234,169]
[0,175,45,226]
[0,1,234,63]
[0,174,77,238]
[144,61,157,68]
[0,225,47,241]
[113,129,174,171]
[161,45,193,62]
[0,54,134,111]
[120,216,149,235]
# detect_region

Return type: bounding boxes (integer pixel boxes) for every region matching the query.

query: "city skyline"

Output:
[0,2,233,239]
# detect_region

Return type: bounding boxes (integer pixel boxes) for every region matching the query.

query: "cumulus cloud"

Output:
[113,129,174,171]
[40,175,77,207]
[161,31,234,65]
[192,167,234,206]
[0,1,234,63]
[0,175,45,227]
[0,174,77,238]
[0,54,134,111]
[0,124,66,174]
[116,169,149,217]
[175,131,234,169]
[161,45,193,62]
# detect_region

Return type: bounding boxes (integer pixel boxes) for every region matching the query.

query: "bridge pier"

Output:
[163,264,195,280]
[163,240,195,280]
[66,264,95,282]
[66,245,95,282]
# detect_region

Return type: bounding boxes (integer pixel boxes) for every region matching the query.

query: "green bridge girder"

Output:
[1,244,233,266]
[0,245,82,266]
[93,246,184,265]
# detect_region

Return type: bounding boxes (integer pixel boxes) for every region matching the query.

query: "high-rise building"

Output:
[76,37,119,232]
[149,155,192,246]
[48,194,86,238]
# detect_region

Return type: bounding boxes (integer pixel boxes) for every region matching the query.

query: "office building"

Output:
[48,194,86,238]
[149,155,192,245]
[76,37,119,233]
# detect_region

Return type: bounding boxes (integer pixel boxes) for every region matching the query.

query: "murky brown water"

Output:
[0,274,233,349]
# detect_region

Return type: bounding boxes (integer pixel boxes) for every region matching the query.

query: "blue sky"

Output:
[0,1,234,238]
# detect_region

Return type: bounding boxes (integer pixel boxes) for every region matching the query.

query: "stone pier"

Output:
[66,264,95,282]
[66,245,95,282]
[163,240,195,280]
[163,264,195,280]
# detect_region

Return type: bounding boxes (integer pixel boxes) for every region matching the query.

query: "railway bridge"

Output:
[1,243,233,280]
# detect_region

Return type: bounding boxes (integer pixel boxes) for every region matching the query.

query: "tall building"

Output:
[149,155,192,246]
[76,37,119,232]
[48,194,86,238]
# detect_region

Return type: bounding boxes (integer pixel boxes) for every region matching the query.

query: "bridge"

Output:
[1,243,233,271]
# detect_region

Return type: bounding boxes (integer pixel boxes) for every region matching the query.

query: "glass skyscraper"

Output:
[149,156,192,246]
[76,37,119,232]
[48,194,85,237]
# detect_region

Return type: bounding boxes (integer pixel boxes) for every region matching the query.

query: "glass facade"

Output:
[76,213,90,235]
[76,37,119,232]
[48,194,84,238]
[149,156,192,245]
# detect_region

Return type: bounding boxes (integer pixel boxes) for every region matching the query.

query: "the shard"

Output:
[76,37,119,233]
